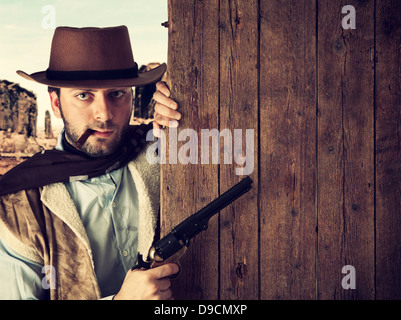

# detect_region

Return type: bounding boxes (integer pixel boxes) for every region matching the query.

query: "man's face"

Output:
[50,87,133,157]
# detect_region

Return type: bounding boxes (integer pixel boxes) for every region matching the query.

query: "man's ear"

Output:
[49,90,62,119]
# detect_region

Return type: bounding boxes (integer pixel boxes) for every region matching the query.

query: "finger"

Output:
[168,263,181,279]
[155,102,181,120]
[154,115,179,128]
[157,277,172,291]
[156,81,171,97]
[153,90,178,110]
[158,288,173,300]
[153,122,162,138]
[150,263,180,279]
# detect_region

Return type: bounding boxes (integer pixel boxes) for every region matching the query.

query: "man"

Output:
[0,26,180,299]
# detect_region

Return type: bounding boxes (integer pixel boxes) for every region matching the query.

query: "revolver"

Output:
[131,176,253,274]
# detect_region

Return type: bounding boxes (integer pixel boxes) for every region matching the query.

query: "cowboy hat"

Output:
[17,25,166,88]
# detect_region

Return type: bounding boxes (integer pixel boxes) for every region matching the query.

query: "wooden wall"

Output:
[161,0,401,300]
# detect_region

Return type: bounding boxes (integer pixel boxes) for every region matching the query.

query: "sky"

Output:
[0,0,168,129]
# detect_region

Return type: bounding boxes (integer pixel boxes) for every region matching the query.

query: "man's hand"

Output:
[113,263,179,300]
[152,81,181,137]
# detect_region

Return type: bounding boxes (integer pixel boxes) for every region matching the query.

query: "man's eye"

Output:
[111,91,124,98]
[76,93,90,100]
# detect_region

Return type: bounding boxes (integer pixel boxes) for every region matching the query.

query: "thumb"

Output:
[150,263,180,279]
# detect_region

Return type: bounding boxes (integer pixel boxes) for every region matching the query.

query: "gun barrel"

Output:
[154,177,253,260]
[180,176,253,228]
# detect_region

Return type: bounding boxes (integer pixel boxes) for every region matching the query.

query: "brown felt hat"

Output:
[17,25,166,88]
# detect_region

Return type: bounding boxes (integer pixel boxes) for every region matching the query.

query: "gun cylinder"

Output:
[148,246,164,262]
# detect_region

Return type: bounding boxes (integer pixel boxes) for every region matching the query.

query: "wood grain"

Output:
[163,0,401,300]
[317,0,375,300]
[163,0,220,299]
[219,0,259,300]
[259,0,317,299]
[375,0,401,299]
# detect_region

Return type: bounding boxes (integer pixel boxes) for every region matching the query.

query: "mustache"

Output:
[88,121,118,131]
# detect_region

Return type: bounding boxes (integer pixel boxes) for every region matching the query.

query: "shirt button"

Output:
[112,202,117,208]
[122,250,128,257]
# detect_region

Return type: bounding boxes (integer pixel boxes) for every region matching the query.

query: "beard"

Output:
[60,107,130,158]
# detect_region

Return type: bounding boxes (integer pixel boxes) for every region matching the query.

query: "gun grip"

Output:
[150,246,187,279]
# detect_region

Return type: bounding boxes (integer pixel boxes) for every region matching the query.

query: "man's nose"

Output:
[93,94,113,122]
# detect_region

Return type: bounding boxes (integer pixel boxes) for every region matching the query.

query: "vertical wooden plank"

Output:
[259,0,317,299]
[317,0,375,299]
[375,0,401,299]
[163,0,220,299]
[219,0,259,299]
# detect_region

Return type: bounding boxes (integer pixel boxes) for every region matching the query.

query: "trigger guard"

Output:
[131,253,152,271]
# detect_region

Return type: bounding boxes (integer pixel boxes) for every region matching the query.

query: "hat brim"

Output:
[16,63,166,89]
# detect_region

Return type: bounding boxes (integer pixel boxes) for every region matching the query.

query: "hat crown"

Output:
[48,26,135,72]
[16,24,167,88]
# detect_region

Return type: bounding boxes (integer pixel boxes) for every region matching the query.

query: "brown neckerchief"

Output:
[0,124,151,197]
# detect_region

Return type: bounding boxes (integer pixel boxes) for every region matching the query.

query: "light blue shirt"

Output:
[0,131,139,299]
